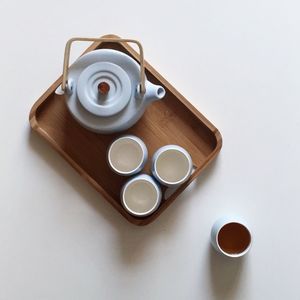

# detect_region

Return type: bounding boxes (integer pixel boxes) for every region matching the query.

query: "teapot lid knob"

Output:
[98,82,110,95]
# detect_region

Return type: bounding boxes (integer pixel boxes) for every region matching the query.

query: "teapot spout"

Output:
[142,81,166,103]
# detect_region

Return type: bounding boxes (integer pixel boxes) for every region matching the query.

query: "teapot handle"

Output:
[61,37,146,94]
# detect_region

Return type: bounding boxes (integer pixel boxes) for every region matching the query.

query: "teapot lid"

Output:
[77,61,132,117]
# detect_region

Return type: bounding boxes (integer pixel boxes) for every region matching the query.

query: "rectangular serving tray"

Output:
[29,34,222,226]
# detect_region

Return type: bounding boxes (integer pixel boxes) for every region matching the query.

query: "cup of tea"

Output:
[211,217,252,258]
[151,145,193,187]
[108,135,148,176]
[121,174,162,217]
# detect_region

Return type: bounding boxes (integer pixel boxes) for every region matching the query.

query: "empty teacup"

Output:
[151,145,193,187]
[211,217,252,258]
[121,174,162,217]
[108,135,147,176]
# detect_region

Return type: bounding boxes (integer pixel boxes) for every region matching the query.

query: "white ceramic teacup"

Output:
[211,216,252,258]
[108,135,147,176]
[151,145,193,187]
[121,174,162,217]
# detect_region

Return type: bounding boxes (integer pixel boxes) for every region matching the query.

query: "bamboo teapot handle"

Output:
[61,37,146,94]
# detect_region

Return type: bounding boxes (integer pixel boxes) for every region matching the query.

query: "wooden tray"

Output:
[29,34,222,226]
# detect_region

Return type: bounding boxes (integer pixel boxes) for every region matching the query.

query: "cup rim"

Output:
[108,135,147,175]
[153,145,193,185]
[121,175,161,217]
[215,221,252,258]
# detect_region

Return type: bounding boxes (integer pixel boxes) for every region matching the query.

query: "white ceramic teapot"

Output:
[55,37,166,134]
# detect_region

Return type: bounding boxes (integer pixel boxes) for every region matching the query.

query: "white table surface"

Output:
[1,0,300,299]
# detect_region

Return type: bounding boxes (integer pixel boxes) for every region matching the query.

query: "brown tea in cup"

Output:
[217,222,251,255]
